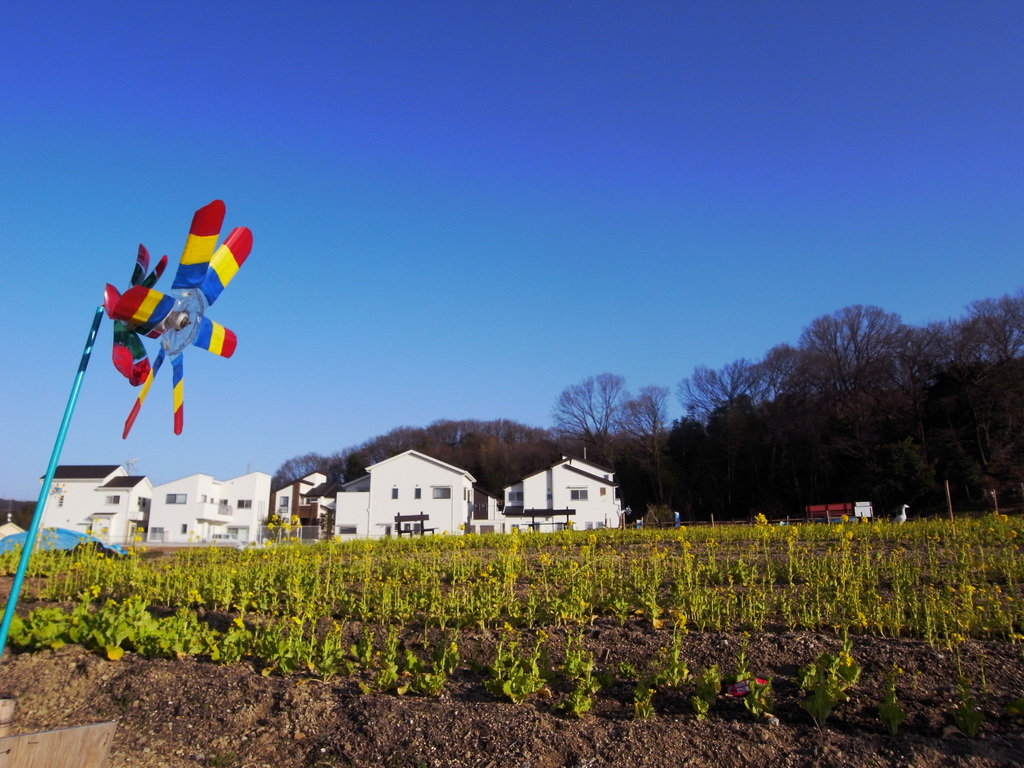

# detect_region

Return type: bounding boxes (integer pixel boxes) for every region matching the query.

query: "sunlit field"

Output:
[6,515,1022,672]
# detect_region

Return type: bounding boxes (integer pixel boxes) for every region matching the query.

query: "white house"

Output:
[39,465,152,545]
[148,471,270,544]
[502,455,621,531]
[334,450,476,538]
[466,485,504,534]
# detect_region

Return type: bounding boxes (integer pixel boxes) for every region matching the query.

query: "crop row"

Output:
[4,515,1021,644]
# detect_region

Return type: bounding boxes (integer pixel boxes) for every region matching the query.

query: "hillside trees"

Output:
[274,290,1024,521]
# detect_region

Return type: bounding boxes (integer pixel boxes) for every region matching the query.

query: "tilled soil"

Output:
[3,623,1024,768]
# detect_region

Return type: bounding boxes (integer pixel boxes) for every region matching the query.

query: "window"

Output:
[278,495,289,509]
[509,491,523,503]
[414,488,421,500]
[105,495,120,505]
[237,499,252,509]
[180,524,188,534]
[570,489,589,501]
[391,488,399,499]
[600,487,607,497]
[432,487,452,499]
[337,526,358,535]
[166,493,187,504]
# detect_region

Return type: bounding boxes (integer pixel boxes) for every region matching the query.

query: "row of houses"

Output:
[35,451,622,546]
[38,465,271,546]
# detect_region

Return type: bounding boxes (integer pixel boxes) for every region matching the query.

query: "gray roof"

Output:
[50,465,121,480]
[100,476,147,489]
[303,482,345,498]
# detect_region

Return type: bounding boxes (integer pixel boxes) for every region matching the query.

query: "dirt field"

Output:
[3,619,1024,768]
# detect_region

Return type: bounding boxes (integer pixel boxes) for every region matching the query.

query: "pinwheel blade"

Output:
[109,286,175,336]
[142,254,169,288]
[123,346,165,438]
[193,316,237,358]
[199,227,252,305]
[172,200,225,290]
[112,320,151,385]
[131,245,150,286]
[102,284,121,319]
[171,353,184,435]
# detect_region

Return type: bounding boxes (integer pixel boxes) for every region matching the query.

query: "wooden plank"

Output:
[0,721,116,768]
[0,700,14,738]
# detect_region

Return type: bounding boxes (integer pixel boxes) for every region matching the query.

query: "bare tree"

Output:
[552,373,627,464]
[677,358,765,423]
[963,290,1024,364]
[619,385,671,504]
[272,450,331,493]
[798,305,906,402]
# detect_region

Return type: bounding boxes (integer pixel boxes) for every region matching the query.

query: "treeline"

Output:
[275,290,1024,522]
[663,295,1024,520]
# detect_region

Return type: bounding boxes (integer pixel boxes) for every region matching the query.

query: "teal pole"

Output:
[0,305,105,655]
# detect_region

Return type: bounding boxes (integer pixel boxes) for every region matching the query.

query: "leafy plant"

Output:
[633,682,655,719]
[561,672,601,718]
[558,630,601,717]
[651,629,689,688]
[484,631,550,704]
[691,664,721,720]
[952,678,984,737]
[743,677,774,718]
[879,669,907,736]
[797,637,861,728]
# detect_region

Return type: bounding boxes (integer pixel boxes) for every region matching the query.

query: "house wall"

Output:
[41,468,153,545]
[503,458,621,531]
[335,489,370,537]
[550,464,620,530]
[220,472,271,542]
[41,467,123,533]
[367,454,474,535]
[523,470,552,510]
[149,474,217,542]
[332,452,475,538]
[149,472,270,543]
[467,489,504,534]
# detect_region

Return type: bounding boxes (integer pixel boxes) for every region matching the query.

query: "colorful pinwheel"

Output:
[103,200,252,437]
[105,245,168,386]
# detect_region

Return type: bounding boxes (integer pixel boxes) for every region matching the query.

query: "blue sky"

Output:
[1,1,1021,499]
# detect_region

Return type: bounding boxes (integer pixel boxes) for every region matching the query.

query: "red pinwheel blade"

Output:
[131,245,150,286]
[171,353,184,435]
[199,227,252,305]
[172,200,225,290]
[109,286,175,336]
[112,320,151,385]
[123,346,165,438]
[193,316,238,358]
[103,284,121,319]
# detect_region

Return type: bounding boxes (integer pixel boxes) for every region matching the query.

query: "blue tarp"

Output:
[0,527,127,556]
